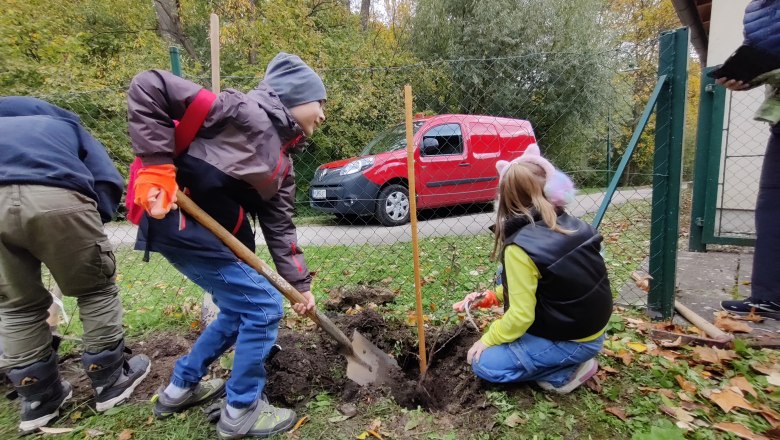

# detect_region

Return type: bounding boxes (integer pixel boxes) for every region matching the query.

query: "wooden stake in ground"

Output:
[210,13,220,94]
[404,85,427,374]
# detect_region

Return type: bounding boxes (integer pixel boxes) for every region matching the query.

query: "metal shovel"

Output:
[174,190,399,386]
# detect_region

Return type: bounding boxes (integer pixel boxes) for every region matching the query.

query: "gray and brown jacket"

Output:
[127,69,311,291]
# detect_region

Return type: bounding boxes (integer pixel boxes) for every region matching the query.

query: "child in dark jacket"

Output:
[454,144,612,394]
[127,53,326,438]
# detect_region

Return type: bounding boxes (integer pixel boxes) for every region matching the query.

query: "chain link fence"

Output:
[714,87,768,239]
[32,36,679,340]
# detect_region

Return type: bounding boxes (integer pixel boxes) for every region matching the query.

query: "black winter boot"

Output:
[6,352,72,433]
[81,340,151,412]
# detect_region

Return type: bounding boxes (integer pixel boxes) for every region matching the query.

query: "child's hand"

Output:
[453,290,498,312]
[292,290,315,315]
[453,291,486,312]
[467,340,488,364]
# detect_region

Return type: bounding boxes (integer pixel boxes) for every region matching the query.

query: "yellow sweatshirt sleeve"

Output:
[481,245,540,347]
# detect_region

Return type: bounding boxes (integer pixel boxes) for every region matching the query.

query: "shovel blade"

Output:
[346,330,399,386]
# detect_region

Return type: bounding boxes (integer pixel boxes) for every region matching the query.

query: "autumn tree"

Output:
[411,0,627,180]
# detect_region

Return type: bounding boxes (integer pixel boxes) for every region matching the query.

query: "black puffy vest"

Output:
[500,212,613,341]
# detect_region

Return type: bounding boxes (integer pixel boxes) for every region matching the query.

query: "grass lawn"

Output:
[5,196,776,439]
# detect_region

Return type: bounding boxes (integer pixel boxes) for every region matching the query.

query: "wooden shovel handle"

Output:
[174,190,354,352]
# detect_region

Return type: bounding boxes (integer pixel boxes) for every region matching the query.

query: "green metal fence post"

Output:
[688,68,718,252]
[169,47,182,77]
[648,28,689,319]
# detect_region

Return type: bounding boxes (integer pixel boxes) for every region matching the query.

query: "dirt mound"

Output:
[324,285,397,312]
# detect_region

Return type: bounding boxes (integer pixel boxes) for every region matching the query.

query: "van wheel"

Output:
[376,184,410,226]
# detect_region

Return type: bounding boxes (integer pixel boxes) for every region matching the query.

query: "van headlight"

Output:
[340,157,375,175]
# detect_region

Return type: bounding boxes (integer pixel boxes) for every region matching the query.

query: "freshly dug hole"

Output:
[265,309,489,412]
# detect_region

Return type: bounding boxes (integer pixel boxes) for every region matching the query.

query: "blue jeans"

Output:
[163,253,285,408]
[472,333,604,387]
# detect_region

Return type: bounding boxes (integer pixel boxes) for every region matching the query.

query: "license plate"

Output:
[312,189,326,199]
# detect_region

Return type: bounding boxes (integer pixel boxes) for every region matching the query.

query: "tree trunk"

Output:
[153,0,198,61]
[360,0,371,30]
[341,0,351,9]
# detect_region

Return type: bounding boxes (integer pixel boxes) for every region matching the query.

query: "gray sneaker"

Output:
[216,397,297,439]
[153,378,226,418]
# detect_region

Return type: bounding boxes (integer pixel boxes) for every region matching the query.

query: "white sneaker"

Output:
[537,358,598,394]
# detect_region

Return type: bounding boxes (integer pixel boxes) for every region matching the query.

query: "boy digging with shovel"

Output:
[127,52,325,438]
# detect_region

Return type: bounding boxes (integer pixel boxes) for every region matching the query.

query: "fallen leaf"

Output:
[638,386,659,393]
[38,427,75,434]
[601,365,619,374]
[605,407,628,421]
[676,421,695,431]
[713,422,769,440]
[678,391,694,402]
[715,315,754,333]
[631,271,652,292]
[729,376,758,398]
[504,412,526,427]
[681,401,708,412]
[404,417,420,431]
[769,373,780,387]
[687,326,705,336]
[660,337,684,348]
[692,346,736,364]
[118,430,134,440]
[585,375,603,393]
[329,415,351,423]
[660,405,694,423]
[291,416,309,433]
[659,389,676,399]
[676,375,697,394]
[730,386,746,397]
[751,362,780,376]
[649,348,682,361]
[743,311,765,323]
[366,431,383,440]
[627,342,648,353]
[625,317,648,327]
[709,388,758,413]
[85,429,105,438]
[617,350,633,366]
[765,427,780,439]
[757,404,780,427]
[368,419,382,432]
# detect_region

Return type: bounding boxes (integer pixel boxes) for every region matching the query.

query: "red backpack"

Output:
[125,88,216,224]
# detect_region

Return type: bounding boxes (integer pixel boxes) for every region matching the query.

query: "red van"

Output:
[309,114,536,226]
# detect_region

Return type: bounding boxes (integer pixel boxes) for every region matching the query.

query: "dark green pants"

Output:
[0,185,123,369]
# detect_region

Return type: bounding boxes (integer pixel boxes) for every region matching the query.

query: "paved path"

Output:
[106,187,652,248]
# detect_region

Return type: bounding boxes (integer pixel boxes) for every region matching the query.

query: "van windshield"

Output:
[361,122,424,156]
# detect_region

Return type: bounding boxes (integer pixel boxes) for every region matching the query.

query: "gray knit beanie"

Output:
[262,52,326,109]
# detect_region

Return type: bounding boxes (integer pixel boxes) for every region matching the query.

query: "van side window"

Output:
[421,124,463,156]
